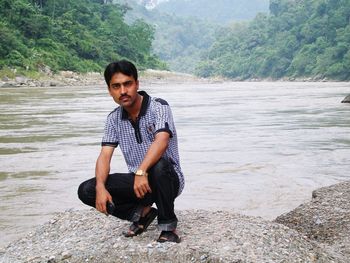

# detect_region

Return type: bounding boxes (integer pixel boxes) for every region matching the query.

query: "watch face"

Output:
[136,170,147,176]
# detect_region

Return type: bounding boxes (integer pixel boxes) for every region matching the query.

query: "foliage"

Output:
[151,13,220,73]
[0,0,166,73]
[196,0,350,80]
[118,0,225,73]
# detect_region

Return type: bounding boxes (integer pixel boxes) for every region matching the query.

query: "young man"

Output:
[78,60,184,243]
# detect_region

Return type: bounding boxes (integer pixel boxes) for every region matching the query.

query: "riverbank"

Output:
[0,69,209,88]
[1,69,341,89]
[1,181,349,262]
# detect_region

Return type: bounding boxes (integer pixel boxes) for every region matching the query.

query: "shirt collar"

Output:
[121,91,150,120]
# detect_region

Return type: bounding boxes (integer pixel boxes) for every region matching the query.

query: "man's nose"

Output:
[120,85,127,94]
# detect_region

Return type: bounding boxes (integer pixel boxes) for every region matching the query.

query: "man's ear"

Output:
[136,80,139,90]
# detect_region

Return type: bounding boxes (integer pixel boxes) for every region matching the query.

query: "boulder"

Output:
[341,95,350,103]
[15,76,29,85]
[275,181,350,260]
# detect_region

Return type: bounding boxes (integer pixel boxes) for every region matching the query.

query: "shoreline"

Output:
[1,181,349,262]
[0,70,348,88]
[0,70,209,88]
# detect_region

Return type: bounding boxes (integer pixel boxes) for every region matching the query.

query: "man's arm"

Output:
[134,131,170,198]
[95,146,115,214]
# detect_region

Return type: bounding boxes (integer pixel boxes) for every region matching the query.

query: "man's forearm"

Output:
[94,149,114,213]
[95,159,110,189]
[95,148,113,189]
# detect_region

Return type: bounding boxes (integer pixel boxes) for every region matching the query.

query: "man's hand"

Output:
[95,186,113,215]
[134,175,152,198]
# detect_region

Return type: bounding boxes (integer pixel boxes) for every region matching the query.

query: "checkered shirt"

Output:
[101,91,184,195]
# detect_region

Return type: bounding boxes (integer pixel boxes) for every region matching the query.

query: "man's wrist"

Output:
[96,182,106,190]
[135,169,148,177]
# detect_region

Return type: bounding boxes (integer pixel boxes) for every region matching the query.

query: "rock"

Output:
[341,95,350,103]
[59,70,76,78]
[275,181,350,260]
[0,82,16,88]
[15,76,28,85]
[49,81,61,87]
[38,65,52,75]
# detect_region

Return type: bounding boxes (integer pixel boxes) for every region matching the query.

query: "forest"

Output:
[196,0,350,80]
[0,0,166,75]
[1,0,349,80]
[121,0,269,73]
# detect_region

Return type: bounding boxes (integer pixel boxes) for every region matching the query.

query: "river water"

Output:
[0,81,349,247]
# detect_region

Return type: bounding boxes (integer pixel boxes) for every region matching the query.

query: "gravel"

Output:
[2,181,350,262]
[275,180,350,261]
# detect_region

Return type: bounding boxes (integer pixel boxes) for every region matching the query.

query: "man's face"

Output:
[108,72,139,108]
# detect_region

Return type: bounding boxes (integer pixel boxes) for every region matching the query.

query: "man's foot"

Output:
[157,230,181,243]
[123,207,158,237]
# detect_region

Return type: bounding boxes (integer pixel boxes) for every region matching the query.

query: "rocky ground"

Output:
[0,71,104,88]
[275,180,350,261]
[1,181,349,263]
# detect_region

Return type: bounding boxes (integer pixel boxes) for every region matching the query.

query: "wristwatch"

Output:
[135,169,148,177]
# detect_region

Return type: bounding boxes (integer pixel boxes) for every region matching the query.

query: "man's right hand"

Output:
[95,186,112,215]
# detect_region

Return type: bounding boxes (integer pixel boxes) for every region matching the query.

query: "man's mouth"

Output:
[119,96,130,102]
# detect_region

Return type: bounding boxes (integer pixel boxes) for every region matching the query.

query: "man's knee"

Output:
[148,158,179,190]
[77,179,95,205]
[149,158,171,179]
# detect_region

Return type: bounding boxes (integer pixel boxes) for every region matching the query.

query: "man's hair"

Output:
[104,60,138,86]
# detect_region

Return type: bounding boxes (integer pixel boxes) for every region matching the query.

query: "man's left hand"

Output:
[134,175,152,198]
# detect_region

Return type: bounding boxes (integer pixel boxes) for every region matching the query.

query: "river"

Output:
[0,81,349,247]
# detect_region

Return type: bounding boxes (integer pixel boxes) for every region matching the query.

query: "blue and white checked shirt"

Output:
[102,91,184,195]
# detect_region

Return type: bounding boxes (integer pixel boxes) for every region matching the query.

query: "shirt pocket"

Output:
[145,122,156,142]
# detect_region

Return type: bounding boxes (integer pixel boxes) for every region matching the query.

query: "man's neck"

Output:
[126,94,143,122]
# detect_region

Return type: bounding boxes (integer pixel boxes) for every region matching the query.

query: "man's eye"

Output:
[124,81,133,87]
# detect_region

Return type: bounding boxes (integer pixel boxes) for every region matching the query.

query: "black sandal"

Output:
[123,207,158,237]
[157,231,181,243]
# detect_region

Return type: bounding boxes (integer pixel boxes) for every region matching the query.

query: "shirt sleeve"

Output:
[101,113,119,147]
[154,98,175,138]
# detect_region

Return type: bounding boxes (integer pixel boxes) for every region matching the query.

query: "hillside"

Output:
[116,0,221,73]
[0,0,165,75]
[119,0,269,73]
[196,0,350,80]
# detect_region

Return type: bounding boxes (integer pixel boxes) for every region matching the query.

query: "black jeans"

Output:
[78,158,179,231]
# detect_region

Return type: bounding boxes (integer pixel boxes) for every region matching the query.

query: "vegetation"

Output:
[0,0,166,74]
[196,0,350,80]
[151,14,220,73]
[118,0,224,73]
[2,0,349,81]
[121,0,270,73]
[155,0,269,23]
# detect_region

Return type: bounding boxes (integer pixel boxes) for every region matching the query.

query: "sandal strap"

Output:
[157,231,181,243]
[129,222,141,232]
[138,207,157,227]
[123,208,158,237]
